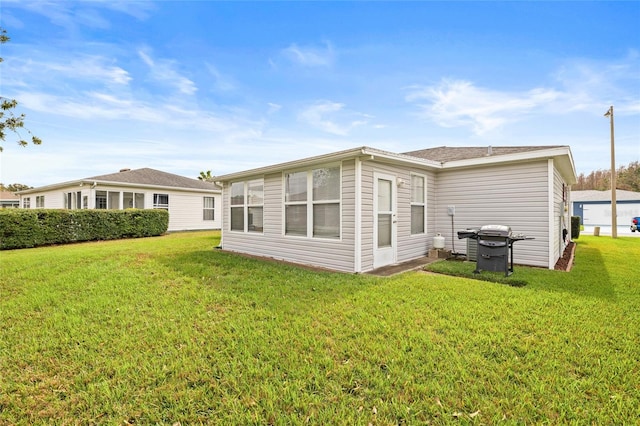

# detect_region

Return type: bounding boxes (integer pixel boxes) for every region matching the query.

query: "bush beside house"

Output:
[571,215,581,240]
[0,209,168,250]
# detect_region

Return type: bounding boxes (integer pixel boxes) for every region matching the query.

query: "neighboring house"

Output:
[215,145,576,273]
[571,189,640,228]
[0,191,20,208]
[17,168,221,232]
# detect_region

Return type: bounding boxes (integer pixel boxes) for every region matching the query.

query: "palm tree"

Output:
[198,170,214,181]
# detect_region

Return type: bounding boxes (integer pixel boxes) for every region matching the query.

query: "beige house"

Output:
[17,168,221,232]
[215,145,577,273]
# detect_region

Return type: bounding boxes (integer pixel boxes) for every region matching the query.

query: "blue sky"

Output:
[1,1,639,187]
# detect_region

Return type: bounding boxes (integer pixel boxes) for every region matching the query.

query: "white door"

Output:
[374,173,397,268]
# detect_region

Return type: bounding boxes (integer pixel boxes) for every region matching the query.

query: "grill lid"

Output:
[478,224,511,237]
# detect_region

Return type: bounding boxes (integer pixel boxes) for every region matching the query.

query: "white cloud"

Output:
[3,54,131,88]
[282,42,335,67]
[205,63,236,92]
[138,50,197,95]
[3,0,153,30]
[298,100,370,135]
[406,79,561,135]
[267,103,282,114]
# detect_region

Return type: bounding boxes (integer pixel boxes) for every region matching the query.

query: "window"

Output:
[96,191,107,209]
[230,179,263,232]
[153,193,169,210]
[22,197,31,208]
[64,191,82,209]
[203,196,215,221]
[82,196,88,209]
[284,165,340,239]
[247,179,264,232]
[411,174,426,235]
[36,196,45,208]
[124,192,145,209]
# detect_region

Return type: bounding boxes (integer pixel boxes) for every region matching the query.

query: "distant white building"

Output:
[17,168,221,232]
[1,191,20,209]
[571,189,640,228]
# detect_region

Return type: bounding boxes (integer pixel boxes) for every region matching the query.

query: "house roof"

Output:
[1,191,20,200]
[215,145,576,185]
[86,168,221,191]
[18,168,221,194]
[571,189,640,202]
[404,146,565,162]
[214,146,442,182]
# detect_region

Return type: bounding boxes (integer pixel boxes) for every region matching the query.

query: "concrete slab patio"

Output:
[366,256,444,277]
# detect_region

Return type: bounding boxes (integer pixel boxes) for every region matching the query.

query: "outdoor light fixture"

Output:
[604,105,617,238]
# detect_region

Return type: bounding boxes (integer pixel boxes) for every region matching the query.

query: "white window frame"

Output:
[95,191,108,209]
[22,197,31,209]
[283,163,342,240]
[123,192,145,209]
[203,196,215,221]
[229,179,264,233]
[410,173,427,235]
[36,195,45,208]
[153,193,169,210]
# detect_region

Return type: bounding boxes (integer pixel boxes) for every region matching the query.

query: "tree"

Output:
[198,170,214,181]
[574,161,640,192]
[0,183,32,192]
[0,27,42,152]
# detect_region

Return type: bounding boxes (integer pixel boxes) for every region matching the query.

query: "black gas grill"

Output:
[458,225,533,276]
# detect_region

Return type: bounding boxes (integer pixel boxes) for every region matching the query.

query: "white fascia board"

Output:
[441,146,577,184]
[215,146,441,183]
[17,180,220,195]
[17,179,84,194]
[84,180,221,194]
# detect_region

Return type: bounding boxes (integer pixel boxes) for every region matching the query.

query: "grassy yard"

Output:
[1,232,638,424]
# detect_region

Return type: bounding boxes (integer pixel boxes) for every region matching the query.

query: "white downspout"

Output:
[547,159,555,270]
[354,157,362,273]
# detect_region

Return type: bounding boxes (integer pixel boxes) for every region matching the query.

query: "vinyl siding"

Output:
[552,162,570,264]
[359,160,436,272]
[222,160,357,273]
[19,184,221,232]
[435,161,550,268]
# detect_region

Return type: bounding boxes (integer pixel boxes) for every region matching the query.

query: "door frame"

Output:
[373,172,397,268]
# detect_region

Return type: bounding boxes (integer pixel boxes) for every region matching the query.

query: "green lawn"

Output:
[1,231,638,424]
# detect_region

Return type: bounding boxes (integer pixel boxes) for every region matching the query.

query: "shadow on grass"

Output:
[426,240,615,300]
[160,248,381,309]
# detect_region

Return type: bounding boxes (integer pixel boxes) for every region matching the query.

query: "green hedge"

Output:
[0,209,169,250]
[571,215,581,240]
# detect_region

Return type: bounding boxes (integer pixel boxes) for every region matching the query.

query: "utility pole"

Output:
[604,105,617,238]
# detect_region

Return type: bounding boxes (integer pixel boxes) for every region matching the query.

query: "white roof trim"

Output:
[215,146,441,182]
[215,145,577,185]
[17,179,221,195]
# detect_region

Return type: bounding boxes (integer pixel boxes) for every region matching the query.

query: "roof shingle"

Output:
[404,146,565,163]
[87,168,220,191]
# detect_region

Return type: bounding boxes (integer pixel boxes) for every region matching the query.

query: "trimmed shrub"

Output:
[0,209,168,250]
[571,215,581,240]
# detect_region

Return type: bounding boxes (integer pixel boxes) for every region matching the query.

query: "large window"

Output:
[411,174,426,235]
[284,165,340,239]
[96,191,107,209]
[124,192,144,209]
[64,191,82,209]
[203,196,215,221]
[153,193,169,210]
[36,196,45,208]
[230,179,263,232]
